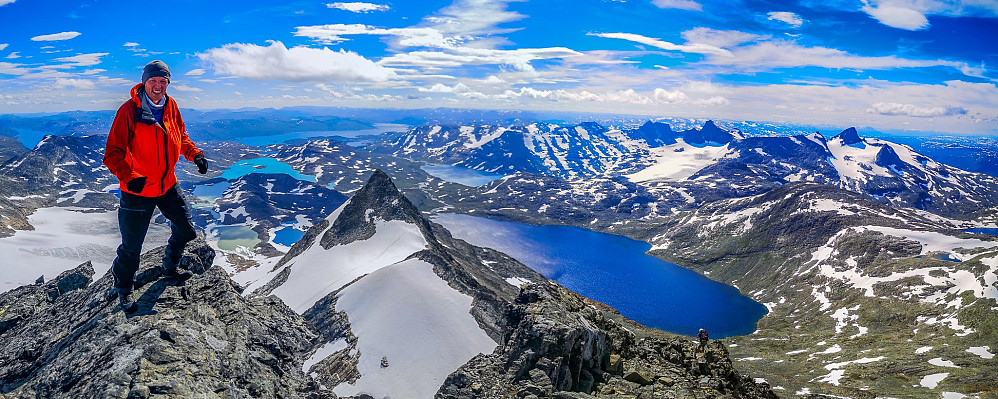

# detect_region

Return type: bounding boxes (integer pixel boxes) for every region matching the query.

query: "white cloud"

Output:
[651,0,702,11]
[0,43,7,51]
[861,2,929,30]
[170,84,203,92]
[0,61,29,75]
[378,46,580,72]
[867,102,967,117]
[53,53,108,67]
[768,11,804,28]
[53,78,96,89]
[592,32,733,57]
[326,2,389,13]
[428,0,525,37]
[197,40,395,82]
[185,68,206,76]
[30,31,82,41]
[295,24,453,47]
[653,88,689,103]
[681,27,763,48]
[706,40,984,78]
[123,42,139,47]
[0,0,15,6]
[6,52,21,59]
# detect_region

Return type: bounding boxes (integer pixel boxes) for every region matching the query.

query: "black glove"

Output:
[127,176,147,193]
[194,153,208,174]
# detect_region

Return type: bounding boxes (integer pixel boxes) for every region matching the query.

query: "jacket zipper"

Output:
[159,122,169,196]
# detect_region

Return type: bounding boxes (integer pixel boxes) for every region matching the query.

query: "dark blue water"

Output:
[433,213,767,338]
[273,226,306,246]
[966,228,998,236]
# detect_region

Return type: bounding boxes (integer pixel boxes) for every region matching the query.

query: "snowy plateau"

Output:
[1,111,998,399]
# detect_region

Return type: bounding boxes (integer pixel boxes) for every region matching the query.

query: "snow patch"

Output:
[332,259,497,399]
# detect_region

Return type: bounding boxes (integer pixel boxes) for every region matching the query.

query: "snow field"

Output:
[331,259,498,399]
[270,219,428,313]
[0,207,170,294]
[625,140,732,182]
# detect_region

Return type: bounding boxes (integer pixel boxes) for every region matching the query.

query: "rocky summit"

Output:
[0,239,329,399]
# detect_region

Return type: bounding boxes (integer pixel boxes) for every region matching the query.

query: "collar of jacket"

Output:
[129,83,171,126]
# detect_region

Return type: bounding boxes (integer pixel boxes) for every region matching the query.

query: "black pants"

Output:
[111,184,196,292]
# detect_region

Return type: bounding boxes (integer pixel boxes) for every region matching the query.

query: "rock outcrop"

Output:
[0,239,329,399]
[438,283,778,399]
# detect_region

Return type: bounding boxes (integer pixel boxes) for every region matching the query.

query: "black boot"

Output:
[118,291,137,313]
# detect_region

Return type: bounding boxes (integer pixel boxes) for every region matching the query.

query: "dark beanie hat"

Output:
[141,60,171,83]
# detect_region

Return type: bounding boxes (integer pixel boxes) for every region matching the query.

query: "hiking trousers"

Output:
[111,184,196,292]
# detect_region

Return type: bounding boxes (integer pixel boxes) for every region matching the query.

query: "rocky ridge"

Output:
[0,239,328,398]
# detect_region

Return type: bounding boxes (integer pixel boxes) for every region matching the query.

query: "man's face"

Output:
[144,76,169,103]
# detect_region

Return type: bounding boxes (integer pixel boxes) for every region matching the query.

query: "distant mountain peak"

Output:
[835,127,863,145]
[683,120,739,145]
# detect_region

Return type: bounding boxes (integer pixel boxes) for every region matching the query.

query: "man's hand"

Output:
[194,153,208,174]
[127,176,147,193]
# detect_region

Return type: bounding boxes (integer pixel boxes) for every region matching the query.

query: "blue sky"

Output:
[1,0,996,133]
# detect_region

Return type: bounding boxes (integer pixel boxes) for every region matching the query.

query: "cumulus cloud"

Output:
[591,32,733,57]
[653,88,688,103]
[197,40,395,82]
[767,11,804,28]
[867,102,967,117]
[326,2,389,13]
[53,78,96,89]
[31,31,81,41]
[651,0,702,11]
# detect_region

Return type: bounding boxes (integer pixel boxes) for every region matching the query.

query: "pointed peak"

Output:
[318,169,429,249]
[835,127,862,145]
[684,120,735,145]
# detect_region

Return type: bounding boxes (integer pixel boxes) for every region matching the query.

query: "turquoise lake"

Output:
[421,164,505,186]
[966,228,998,236]
[219,157,316,182]
[433,213,768,338]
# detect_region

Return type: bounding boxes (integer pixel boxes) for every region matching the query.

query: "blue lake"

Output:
[432,213,767,338]
[273,226,306,246]
[421,164,505,187]
[219,157,316,182]
[966,228,998,236]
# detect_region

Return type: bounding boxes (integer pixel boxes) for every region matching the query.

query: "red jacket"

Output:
[104,83,202,197]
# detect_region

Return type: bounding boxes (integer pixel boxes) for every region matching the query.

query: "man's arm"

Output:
[103,104,143,184]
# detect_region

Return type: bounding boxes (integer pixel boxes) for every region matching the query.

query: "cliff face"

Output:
[439,283,778,399]
[0,240,329,399]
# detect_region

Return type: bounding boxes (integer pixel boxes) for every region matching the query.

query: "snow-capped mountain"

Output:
[375,121,998,218]
[367,122,641,179]
[246,169,542,398]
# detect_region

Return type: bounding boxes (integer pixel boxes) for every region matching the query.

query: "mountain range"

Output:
[1,111,996,398]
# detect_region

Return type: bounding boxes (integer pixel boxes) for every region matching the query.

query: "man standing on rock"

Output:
[103,60,209,312]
